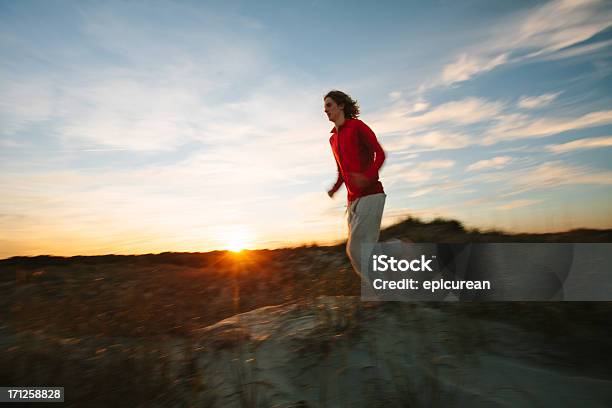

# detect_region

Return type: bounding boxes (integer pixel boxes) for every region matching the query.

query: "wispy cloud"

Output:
[407,187,435,198]
[476,161,612,194]
[484,109,612,144]
[419,160,455,170]
[518,92,562,109]
[511,0,611,57]
[441,53,508,86]
[386,130,472,152]
[405,180,468,198]
[412,100,430,113]
[412,98,504,126]
[467,156,512,172]
[546,135,612,153]
[496,199,541,210]
[432,0,612,87]
[1,1,275,151]
[383,160,455,188]
[388,91,402,100]
[372,97,503,136]
[538,38,612,62]
[517,162,612,189]
[377,92,611,151]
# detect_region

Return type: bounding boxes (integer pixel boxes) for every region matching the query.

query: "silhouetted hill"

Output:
[378,216,612,243]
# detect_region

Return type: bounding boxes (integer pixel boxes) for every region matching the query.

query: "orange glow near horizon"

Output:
[219,225,253,253]
[3,209,612,259]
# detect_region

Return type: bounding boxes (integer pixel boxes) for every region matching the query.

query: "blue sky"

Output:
[1,0,611,257]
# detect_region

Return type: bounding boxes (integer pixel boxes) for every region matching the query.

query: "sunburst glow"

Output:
[219,226,253,252]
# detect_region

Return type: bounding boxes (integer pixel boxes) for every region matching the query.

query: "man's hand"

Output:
[327,188,336,198]
[348,172,370,188]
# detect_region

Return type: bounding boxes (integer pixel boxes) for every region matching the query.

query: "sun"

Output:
[219,226,253,253]
[227,236,247,253]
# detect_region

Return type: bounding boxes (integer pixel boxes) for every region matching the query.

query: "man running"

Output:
[324,90,386,279]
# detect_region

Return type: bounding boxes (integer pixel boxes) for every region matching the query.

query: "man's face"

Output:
[324,97,344,122]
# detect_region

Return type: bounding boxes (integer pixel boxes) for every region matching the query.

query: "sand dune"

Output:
[191,296,612,407]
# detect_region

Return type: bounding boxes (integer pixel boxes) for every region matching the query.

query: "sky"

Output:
[1,0,611,258]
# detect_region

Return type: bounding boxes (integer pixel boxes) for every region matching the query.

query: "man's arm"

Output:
[328,162,344,197]
[358,120,386,180]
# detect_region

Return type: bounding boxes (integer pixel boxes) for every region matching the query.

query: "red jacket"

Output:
[329,118,385,202]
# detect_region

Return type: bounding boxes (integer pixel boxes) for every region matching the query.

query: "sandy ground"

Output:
[191,296,612,407]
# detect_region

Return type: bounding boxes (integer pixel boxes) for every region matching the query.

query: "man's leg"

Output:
[346,193,386,279]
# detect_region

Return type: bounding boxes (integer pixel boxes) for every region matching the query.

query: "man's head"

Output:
[324,90,360,123]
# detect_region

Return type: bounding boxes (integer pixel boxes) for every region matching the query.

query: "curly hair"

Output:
[324,90,360,119]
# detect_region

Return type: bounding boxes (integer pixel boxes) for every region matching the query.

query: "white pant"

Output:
[346,193,386,278]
